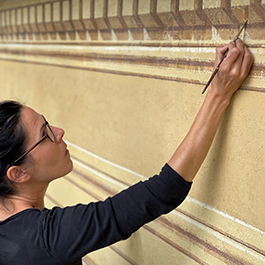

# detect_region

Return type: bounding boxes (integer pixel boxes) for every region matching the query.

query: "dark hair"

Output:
[0,100,28,197]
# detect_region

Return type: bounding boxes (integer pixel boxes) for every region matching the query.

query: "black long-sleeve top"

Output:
[0,164,192,265]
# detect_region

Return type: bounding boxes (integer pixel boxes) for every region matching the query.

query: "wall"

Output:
[0,0,265,264]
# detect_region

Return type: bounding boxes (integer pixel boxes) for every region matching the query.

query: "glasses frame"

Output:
[12,115,55,165]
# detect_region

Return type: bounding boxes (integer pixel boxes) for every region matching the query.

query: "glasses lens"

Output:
[47,125,55,142]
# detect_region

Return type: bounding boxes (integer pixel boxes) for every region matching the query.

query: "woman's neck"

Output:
[0,197,41,221]
[0,184,47,221]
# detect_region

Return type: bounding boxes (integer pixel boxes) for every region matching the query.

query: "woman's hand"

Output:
[208,39,254,100]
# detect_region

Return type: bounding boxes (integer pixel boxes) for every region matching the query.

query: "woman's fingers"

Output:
[241,45,254,78]
[209,39,254,97]
[215,39,245,72]
[214,44,229,68]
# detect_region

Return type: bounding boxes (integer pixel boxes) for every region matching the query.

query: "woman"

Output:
[0,40,253,264]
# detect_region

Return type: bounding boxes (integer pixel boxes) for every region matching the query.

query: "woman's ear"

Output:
[6,166,30,183]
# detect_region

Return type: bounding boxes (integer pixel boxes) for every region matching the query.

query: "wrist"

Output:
[206,84,231,109]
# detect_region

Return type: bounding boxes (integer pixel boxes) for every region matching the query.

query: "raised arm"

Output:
[168,39,254,182]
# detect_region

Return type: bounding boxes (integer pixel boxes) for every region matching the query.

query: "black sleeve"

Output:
[42,164,192,264]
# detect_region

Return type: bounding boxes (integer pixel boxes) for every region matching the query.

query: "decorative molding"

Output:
[0,41,263,92]
[0,0,265,41]
[0,0,263,93]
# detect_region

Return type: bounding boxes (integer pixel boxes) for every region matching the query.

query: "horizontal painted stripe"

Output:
[71,158,128,189]
[2,40,265,49]
[172,211,265,263]
[187,196,265,236]
[0,42,263,93]
[0,43,217,54]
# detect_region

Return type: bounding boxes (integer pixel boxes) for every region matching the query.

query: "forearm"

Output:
[168,89,230,182]
[168,39,253,182]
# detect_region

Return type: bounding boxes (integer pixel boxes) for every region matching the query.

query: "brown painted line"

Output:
[0,39,228,47]
[0,56,204,84]
[0,48,214,69]
[1,39,265,49]
[0,47,264,81]
[63,176,208,265]
[65,175,103,201]
[240,86,265,93]
[0,40,220,47]
[155,216,253,265]
[71,155,132,187]
[71,168,120,198]
[108,246,139,265]
[67,169,260,264]
[71,160,137,198]
[45,193,61,206]
[1,46,264,75]
[0,39,224,47]
[143,224,210,265]
[82,255,98,265]
[2,47,265,78]
[0,57,263,93]
[176,208,265,257]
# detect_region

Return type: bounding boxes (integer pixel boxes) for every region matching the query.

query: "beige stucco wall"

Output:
[0,0,265,264]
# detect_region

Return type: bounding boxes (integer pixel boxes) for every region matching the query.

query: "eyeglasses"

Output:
[12,115,55,165]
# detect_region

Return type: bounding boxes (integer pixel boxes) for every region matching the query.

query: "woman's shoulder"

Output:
[0,207,41,223]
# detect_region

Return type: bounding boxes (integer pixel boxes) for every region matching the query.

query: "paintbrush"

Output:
[202,20,248,94]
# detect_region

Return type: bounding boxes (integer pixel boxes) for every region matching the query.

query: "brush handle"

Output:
[201,49,228,94]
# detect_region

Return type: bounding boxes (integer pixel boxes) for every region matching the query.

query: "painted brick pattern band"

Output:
[0,0,265,41]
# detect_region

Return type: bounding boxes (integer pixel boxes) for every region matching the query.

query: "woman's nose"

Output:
[51,126,65,142]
